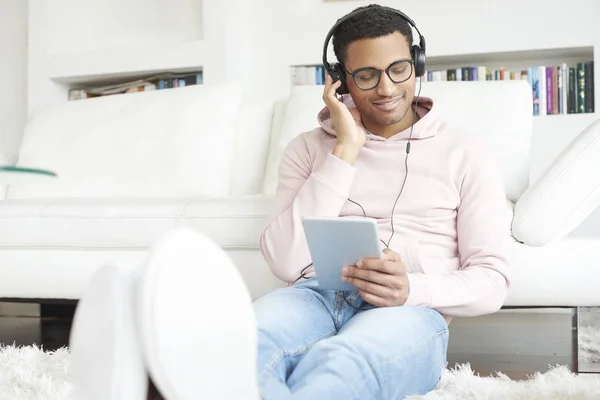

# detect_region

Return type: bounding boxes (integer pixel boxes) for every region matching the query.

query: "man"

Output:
[68,4,511,400]
[254,3,511,400]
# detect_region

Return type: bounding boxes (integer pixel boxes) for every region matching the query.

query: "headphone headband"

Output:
[322,6,426,93]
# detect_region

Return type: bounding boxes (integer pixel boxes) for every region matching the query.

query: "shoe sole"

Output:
[137,228,260,400]
[69,263,147,400]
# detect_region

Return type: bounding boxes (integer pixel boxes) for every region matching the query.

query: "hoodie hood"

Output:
[317,94,441,141]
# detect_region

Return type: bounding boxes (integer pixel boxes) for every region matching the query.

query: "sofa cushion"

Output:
[178,196,272,248]
[0,248,285,301]
[505,236,600,307]
[8,84,242,199]
[262,87,328,196]
[0,196,273,248]
[512,118,600,246]
[262,99,288,195]
[262,81,533,204]
[229,97,274,195]
[417,80,532,203]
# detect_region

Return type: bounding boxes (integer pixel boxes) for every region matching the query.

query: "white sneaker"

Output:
[69,263,147,400]
[137,227,260,400]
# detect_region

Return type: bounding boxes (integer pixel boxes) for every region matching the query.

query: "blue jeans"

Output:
[253,277,449,400]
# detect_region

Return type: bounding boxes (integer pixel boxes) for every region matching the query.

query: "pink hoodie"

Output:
[259,95,512,319]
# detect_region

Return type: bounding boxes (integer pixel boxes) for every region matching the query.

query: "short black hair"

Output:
[332,4,414,66]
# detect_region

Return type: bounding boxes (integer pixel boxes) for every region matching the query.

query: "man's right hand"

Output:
[322,73,366,165]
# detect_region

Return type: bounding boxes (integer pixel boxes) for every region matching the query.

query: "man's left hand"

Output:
[341,248,410,307]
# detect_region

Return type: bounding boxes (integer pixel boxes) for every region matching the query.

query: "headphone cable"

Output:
[340,78,422,311]
[385,77,422,248]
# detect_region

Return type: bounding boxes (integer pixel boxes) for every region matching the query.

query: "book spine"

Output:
[478,66,486,81]
[462,67,470,81]
[539,66,547,116]
[577,62,586,113]
[552,67,556,113]
[531,67,540,116]
[447,69,456,81]
[591,62,595,112]
[557,66,563,114]
[561,63,568,113]
[585,62,594,112]
[568,67,577,114]
[546,66,553,114]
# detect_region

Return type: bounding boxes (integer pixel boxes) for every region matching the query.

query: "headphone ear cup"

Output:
[331,63,349,95]
[412,45,426,77]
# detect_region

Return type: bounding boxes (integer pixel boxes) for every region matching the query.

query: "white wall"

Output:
[44,0,203,54]
[0,0,28,164]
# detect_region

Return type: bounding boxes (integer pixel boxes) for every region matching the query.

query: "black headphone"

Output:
[322,6,426,95]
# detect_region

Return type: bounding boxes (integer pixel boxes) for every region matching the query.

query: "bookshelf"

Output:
[44,35,207,102]
[424,46,593,71]
[67,70,203,101]
[290,46,596,117]
[48,40,206,86]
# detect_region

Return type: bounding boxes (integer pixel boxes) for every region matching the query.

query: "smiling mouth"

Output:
[372,98,401,111]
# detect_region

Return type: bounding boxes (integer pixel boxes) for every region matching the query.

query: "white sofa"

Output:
[1,80,600,312]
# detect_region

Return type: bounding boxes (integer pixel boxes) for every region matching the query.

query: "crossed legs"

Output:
[255,277,449,400]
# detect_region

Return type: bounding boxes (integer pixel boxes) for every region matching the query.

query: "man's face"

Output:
[343,31,416,129]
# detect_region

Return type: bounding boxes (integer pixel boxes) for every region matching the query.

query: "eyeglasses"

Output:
[345,59,414,90]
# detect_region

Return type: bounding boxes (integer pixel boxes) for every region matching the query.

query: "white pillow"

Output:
[417,80,533,203]
[229,97,274,195]
[9,83,242,199]
[262,86,326,195]
[512,118,600,245]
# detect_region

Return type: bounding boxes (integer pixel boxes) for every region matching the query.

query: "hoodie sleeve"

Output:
[403,140,512,317]
[260,133,357,283]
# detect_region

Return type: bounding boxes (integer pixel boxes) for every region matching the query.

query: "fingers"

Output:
[358,258,396,274]
[382,248,401,262]
[342,265,390,287]
[322,73,342,107]
[358,290,388,308]
[348,277,391,298]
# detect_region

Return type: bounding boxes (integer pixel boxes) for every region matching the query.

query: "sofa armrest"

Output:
[512,118,600,246]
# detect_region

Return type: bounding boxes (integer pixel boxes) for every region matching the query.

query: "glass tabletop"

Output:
[0,165,58,185]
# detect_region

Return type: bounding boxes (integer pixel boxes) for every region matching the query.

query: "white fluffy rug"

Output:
[409,364,600,399]
[0,345,71,400]
[1,343,600,400]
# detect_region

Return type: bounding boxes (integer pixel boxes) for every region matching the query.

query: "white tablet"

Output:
[301,216,383,291]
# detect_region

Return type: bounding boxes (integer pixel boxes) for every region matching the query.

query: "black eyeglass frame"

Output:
[344,59,415,90]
